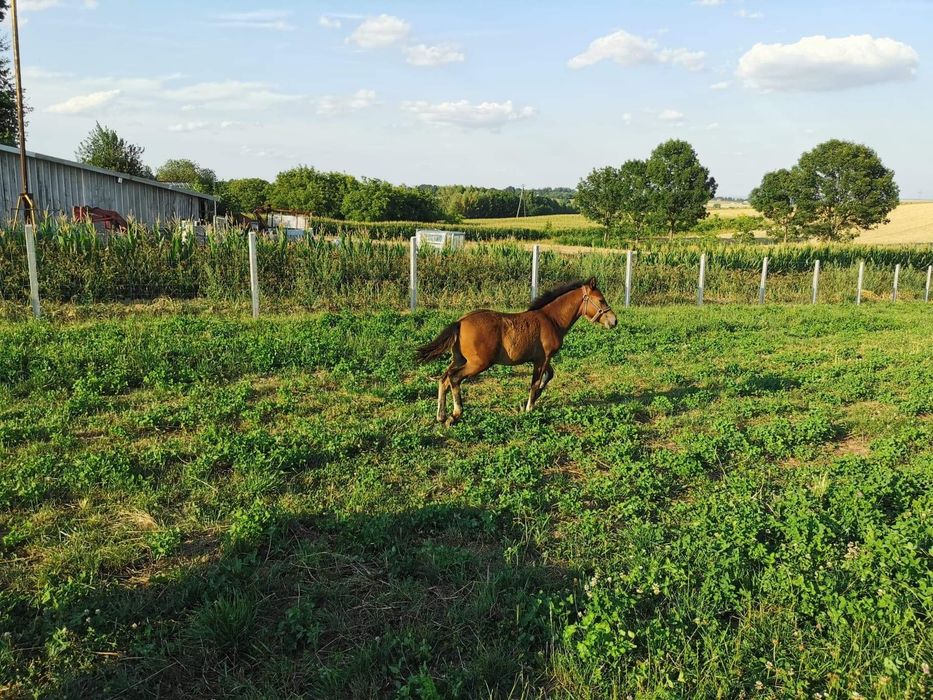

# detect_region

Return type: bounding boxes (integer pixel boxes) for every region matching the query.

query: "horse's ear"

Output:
[587,277,598,289]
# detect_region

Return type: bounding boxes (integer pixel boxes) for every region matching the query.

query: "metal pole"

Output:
[926,265,932,303]
[856,261,865,305]
[892,264,900,302]
[697,252,706,306]
[409,235,418,312]
[11,0,33,226]
[530,244,540,302]
[758,256,769,305]
[24,224,40,318]
[248,230,259,318]
[624,250,633,308]
[811,260,820,304]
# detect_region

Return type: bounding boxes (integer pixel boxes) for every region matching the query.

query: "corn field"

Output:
[1,221,931,310]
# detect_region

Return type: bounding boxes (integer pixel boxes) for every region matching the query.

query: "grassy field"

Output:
[1,304,931,698]
[465,201,933,245]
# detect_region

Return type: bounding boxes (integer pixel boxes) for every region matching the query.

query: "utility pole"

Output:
[515,185,524,218]
[11,0,34,226]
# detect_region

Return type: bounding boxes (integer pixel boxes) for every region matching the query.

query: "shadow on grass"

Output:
[32,504,570,699]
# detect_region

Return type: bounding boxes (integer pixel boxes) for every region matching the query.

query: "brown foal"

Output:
[416,278,617,424]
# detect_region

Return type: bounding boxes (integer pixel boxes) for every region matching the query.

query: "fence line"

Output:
[811,260,821,304]
[697,253,707,307]
[248,230,259,319]
[24,224,40,319]
[856,261,865,305]
[409,235,418,312]
[758,256,769,305]
[531,244,540,302]
[7,230,933,318]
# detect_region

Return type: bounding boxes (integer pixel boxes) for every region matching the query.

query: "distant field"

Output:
[465,201,933,244]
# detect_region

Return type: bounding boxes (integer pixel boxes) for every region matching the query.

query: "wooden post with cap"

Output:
[11,0,40,318]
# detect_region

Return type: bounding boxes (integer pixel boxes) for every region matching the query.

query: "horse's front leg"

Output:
[525,362,544,412]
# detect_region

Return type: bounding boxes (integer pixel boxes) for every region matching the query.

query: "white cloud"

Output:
[710,80,732,90]
[404,43,465,66]
[214,10,295,32]
[19,0,61,10]
[317,89,377,115]
[347,14,410,49]
[694,0,725,5]
[84,0,99,8]
[737,34,919,91]
[736,9,764,20]
[168,121,211,132]
[706,122,721,130]
[163,81,303,110]
[658,108,685,121]
[24,67,74,80]
[622,112,633,125]
[319,15,341,29]
[47,89,120,114]
[403,100,535,129]
[568,29,705,71]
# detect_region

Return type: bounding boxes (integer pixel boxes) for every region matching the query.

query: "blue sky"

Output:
[9,0,933,197]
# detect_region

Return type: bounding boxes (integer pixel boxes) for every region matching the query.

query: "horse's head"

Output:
[581,278,617,329]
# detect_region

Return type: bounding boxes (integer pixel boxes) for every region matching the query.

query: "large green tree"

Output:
[75,122,151,178]
[646,139,718,241]
[268,166,358,218]
[155,159,217,194]
[216,178,271,215]
[749,168,805,243]
[341,178,445,222]
[793,140,899,241]
[617,159,652,237]
[576,166,624,239]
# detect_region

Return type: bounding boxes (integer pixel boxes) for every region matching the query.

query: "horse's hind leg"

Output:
[437,345,466,423]
[436,376,450,423]
[447,359,488,425]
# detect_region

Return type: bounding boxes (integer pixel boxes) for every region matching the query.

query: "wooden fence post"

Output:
[531,244,540,302]
[758,256,768,305]
[926,265,932,303]
[892,264,900,302]
[248,230,259,319]
[24,224,41,319]
[697,252,706,307]
[811,260,820,304]
[856,261,865,305]
[409,235,418,312]
[624,250,633,308]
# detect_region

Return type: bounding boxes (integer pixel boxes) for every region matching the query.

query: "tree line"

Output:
[69,123,577,223]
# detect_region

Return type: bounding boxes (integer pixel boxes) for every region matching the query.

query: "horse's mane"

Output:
[527,280,588,311]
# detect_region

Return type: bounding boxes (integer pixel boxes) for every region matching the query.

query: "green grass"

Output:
[1,305,932,697]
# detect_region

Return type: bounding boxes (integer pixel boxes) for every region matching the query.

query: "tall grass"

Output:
[1,221,931,309]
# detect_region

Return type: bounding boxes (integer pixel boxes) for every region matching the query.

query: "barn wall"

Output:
[0,147,214,225]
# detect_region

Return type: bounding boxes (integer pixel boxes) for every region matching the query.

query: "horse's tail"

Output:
[416,322,460,363]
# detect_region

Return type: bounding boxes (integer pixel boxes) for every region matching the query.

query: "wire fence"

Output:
[1,222,932,317]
